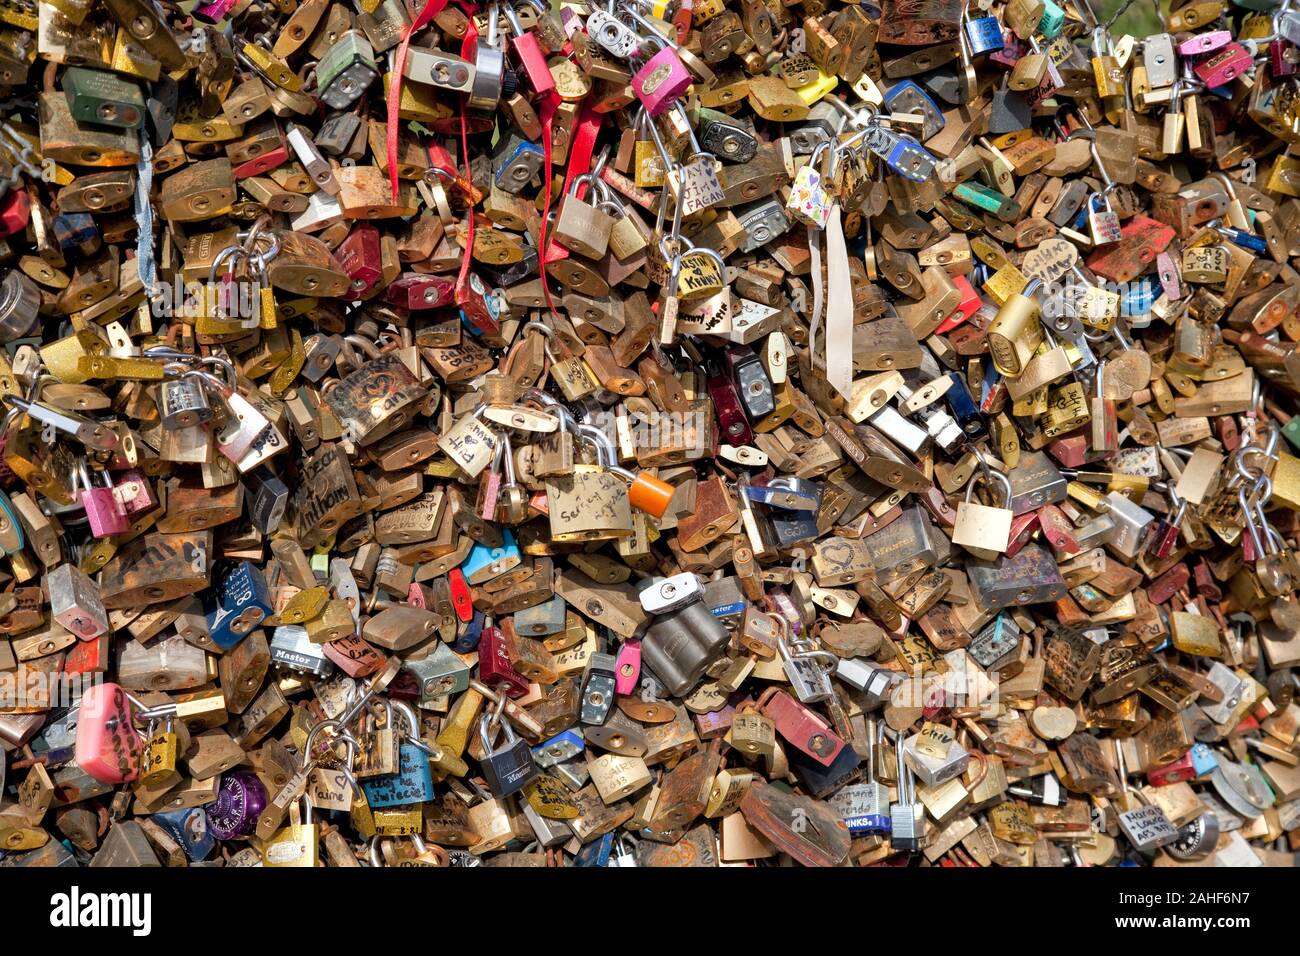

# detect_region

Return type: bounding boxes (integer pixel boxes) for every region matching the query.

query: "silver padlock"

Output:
[48,563,110,640]
[834,657,899,708]
[637,573,729,697]
[403,641,471,701]
[901,728,969,788]
[467,0,509,111]
[159,371,213,430]
[777,621,836,704]
[269,624,334,677]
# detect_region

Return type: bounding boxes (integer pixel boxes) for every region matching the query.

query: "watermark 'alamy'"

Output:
[50,887,152,937]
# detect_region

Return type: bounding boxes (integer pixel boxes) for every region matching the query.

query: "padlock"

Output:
[158,372,213,430]
[204,561,274,651]
[952,466,1014,559]
[638,573,730,697]
[78,462,130,538]
[263,796,320,867]
[553,174,616,261]
[480,713,539,797]
[75,682,143,785]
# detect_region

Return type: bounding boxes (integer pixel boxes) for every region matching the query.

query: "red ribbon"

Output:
[387,0,453,203]
[537,100,602,319]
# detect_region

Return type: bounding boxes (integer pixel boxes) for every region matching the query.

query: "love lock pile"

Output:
[2,0,1300,870]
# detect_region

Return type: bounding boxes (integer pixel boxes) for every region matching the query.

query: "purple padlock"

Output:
[633,46,692,116]
[207,770,269,840]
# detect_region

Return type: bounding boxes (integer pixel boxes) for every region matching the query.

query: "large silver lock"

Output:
[889,729,924,852]
[467,0,509,111]
[901,726,970,788]
[269,624,334,677]
[586,9,640,58]
[637,572,729,698]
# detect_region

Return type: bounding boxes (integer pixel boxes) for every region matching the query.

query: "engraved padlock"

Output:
[159,369,213,430]
[777,615,837,704]
[553,173,616,261]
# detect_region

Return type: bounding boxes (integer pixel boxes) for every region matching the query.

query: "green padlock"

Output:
[62,66,145,130]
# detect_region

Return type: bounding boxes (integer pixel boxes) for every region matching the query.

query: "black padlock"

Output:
[243,467,290,535]
[988,83,1032,136]
[479,713,538,797]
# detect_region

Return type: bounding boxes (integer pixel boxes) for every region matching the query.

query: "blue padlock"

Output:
[884,80,945,140]
[965,15,1004,55]
[1217,226,1268,254]
[460,530,521,586]
[744,477,820,511]
[203,561,273,651]
[52,212,99,257]
[532,729,585,768]
[153,806,216,862]
[1122,277,1157,319]
[452,608,485,654]
[574,831,614,867]
[884,138,936,183]
[363,742,436,808]
[1189,743,1219,777]
[944,372,987,439]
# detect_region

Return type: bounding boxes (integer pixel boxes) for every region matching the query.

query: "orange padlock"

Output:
[626,470,675,518]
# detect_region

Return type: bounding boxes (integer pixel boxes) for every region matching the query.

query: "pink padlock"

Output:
[193,0,239,22]
[0,189,29,238]
[79,463,130,538]
[615,639,641,695]
[1193,43,1252,87]
[633,46,692,116]
[988,35,1026,69]
[111,467,157,516]
[75,682,143,784]
[1177,29,1230,56]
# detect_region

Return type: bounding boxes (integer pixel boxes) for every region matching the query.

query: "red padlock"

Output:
[479,619,531,699]
[503,3,556,96]
[336,223,384,297]
[756,686,846,766]
[448,567,474,622]
[1037,503,1081,556]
